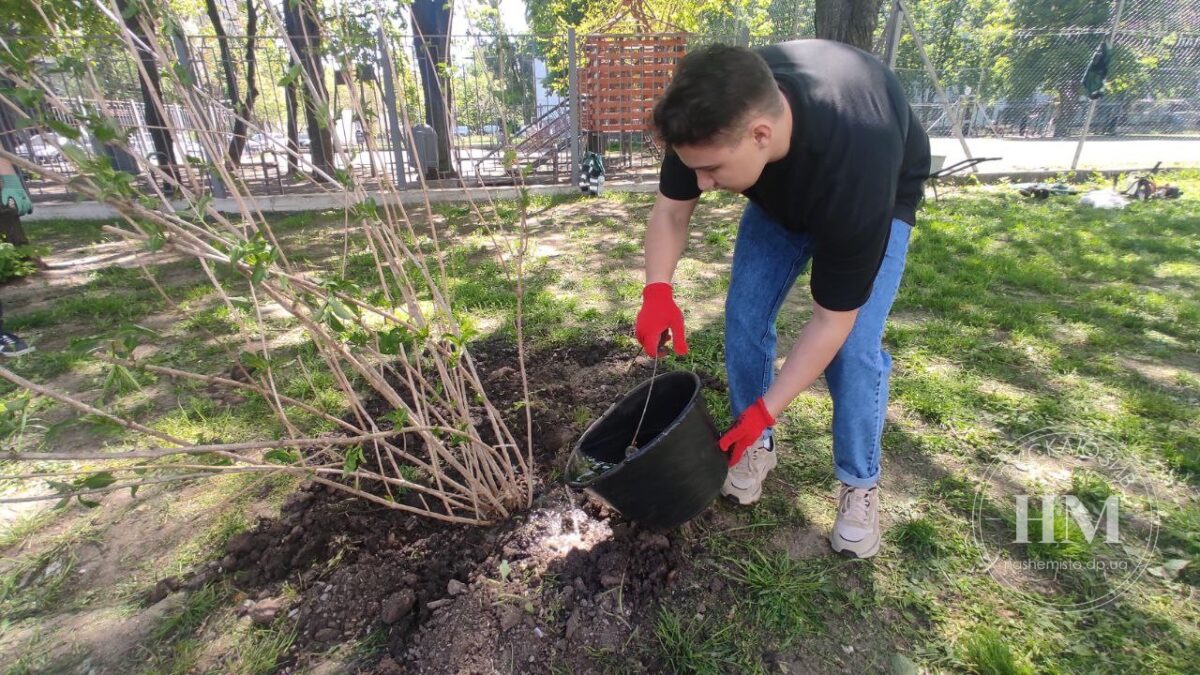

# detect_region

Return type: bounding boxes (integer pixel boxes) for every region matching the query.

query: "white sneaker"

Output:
[721,435,777,505]
[830,483,881,558]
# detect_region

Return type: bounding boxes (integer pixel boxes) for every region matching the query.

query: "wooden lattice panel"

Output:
[581,34,688,134]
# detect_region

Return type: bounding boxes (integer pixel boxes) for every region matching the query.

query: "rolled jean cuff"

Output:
[835,467,879,489]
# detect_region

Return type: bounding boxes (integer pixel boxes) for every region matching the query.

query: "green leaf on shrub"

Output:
[378,326,409,355]
[277,64,303,87]
[351,197,378,220]
[343,445,363,474]
[382,408,408,428]
[81,472,117,489]
[326,297,356,321]
[264,449,300,465]
[44,119,80,140]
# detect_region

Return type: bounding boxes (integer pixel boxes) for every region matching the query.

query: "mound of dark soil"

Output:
[179,334,726,673]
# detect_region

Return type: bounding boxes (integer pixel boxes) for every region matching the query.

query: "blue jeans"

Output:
[724,202,912,489]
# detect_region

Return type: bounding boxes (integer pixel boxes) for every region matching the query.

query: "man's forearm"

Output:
[644,195,695,284]
[645,216,688,284]
[761,306,858,417]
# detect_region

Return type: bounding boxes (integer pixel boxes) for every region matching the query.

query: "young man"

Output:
[635,41,930,558]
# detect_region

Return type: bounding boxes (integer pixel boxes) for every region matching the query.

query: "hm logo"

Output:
[1014,495,1120,544]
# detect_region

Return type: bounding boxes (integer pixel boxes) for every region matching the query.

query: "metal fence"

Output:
[3,30,576,200]
[4,0,1199,204]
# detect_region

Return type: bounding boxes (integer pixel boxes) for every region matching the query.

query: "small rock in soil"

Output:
[565,609,583,641]
[381,589,416,625]
[314,628,339,643]
[376,657,404,675]
[426,598,453,610]
[249,597,286,625]
[486,365,515,383]
[497,604,523,632]
[447,579,467,596]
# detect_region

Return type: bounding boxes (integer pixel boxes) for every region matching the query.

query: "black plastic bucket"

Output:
[564,371,726,529]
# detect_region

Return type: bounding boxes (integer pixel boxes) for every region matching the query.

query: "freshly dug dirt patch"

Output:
[181,333,726,673]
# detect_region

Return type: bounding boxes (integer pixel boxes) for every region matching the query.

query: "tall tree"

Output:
[204,0,261,165]
[284,0,336,179]
[411,0,457,179]
[814,0,885,51]
[114,0,180,191]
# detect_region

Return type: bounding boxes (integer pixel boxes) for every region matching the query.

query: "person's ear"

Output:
[750,120,772,149]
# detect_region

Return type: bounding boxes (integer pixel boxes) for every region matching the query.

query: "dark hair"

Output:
[651,44,783,147]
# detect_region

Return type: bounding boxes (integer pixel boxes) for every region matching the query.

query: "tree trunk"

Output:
[284,0,335,180]
[411,0,457,179]
[204,0,260,165]
[236,0,260,163]
[814,0,885,52]
[286,76,300,177]
[114,0,180,191]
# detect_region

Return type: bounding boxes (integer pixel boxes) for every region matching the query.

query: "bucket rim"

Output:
[565,370,702,488]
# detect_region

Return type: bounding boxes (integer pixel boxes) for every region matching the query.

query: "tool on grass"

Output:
[1016,182,1079,199]
[1118,162,1182,201]
[927,156,1002,201]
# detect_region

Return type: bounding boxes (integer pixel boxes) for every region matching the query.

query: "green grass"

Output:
[961,627,1035,675]
[654,609,756,675]
[149,583,229,645]
[724,549,839,643]
[0,524,99,621]
[3,173,1200,673]
[0,510,58,550]
[228,623,297,675]
[889,517,944,559]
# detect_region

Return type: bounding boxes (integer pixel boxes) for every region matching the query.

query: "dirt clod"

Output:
[248,597,286,625]
[381,589,416,625]
[147,576,180,604]
[565,608,583,641]
[497,603,523,632]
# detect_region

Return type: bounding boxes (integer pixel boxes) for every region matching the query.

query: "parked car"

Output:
[245,132,286,154]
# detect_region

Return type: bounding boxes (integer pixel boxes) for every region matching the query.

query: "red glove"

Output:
[719,398,774,467]
[635,282,688,357]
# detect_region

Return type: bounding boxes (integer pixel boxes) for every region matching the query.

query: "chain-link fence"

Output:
[884,0,1200,171]
[4,0,1198,205]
